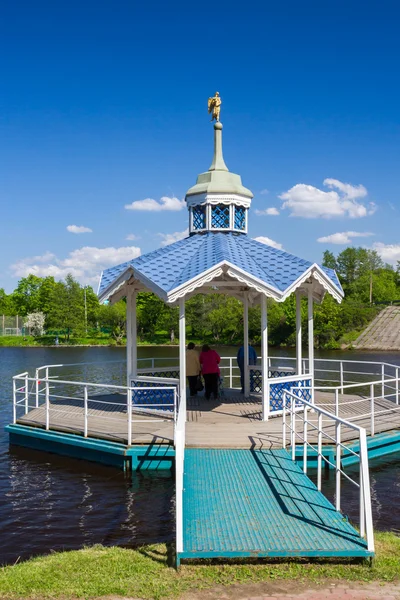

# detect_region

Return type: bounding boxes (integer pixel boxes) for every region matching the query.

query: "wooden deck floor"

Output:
[16,388,400,448]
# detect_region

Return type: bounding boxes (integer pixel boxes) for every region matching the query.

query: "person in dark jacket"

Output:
[237,344,257,394]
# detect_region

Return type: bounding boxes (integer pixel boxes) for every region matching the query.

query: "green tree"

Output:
[0,288,12,315]
[46,275,85,340]
[97,300,127,343]
[322,250,338,271]
[11,275,44,315]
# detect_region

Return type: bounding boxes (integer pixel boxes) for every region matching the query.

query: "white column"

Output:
[261,295,269,421]
[296,291,302,375]
[308,288,314,381]
[243,293,250,397]
[131,290,137,379]
[126,289,132,387]
[179,298,186,417]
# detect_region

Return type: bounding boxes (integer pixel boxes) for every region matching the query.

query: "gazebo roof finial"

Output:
[208,92,228,171]
[209,121,228,172]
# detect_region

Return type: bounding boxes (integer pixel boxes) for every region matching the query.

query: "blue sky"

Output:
[1,0,400,292]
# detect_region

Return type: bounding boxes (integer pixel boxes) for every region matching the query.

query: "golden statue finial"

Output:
[208,91,221,122]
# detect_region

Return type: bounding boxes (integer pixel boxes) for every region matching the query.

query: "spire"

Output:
[209,122,228,172]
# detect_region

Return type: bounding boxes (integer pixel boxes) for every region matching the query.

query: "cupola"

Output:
[185,119,253,234]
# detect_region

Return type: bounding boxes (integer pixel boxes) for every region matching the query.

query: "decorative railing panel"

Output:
[131,376,178,411]
[270,378,312,412]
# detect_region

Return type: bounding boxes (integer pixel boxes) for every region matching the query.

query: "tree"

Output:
[97,300,127,344]
[322,250,337,271]
[136,293,166,340]
[24,312,45,336]
[46,275,85,340]
[10,275,44,316]
[0,288,12,315]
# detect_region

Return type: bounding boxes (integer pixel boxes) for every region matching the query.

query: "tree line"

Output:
[0,247,399,347]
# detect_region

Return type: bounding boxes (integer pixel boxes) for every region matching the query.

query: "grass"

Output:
[0,533,399,600]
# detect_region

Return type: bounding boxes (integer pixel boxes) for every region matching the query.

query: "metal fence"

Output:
[0,315,25,336]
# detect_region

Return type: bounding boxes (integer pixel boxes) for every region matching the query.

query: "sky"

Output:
[1,0,400,292]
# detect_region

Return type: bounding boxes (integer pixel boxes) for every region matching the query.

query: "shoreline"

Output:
[1,342,400,353]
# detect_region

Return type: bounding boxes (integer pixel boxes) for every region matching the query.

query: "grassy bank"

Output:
[0,533,399,600]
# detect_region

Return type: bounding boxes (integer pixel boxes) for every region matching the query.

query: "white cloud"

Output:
[260,189,269,195]
[317,231,374,245]
[373,243,400,264]
[323,178,367,200]
[255,207,280,216]
[279,179,376,219]
[11,245,141,287]
[158,229,189,247]
[125,196,185,212]
[126,233,139,241]
[66,225,93,234]
[253,236,283,250]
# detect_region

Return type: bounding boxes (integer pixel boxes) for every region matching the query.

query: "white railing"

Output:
[12,372,178,445]
[32,356,400,394]
[26,356,400,432]
[174,387,186,556]
[313,377,400,436]
[283,388,374,553]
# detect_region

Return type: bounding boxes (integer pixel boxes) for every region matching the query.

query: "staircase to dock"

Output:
[354,306,400,350]
[179,448,371,562]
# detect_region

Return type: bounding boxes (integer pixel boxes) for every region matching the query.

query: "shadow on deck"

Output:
[180,447,371,560]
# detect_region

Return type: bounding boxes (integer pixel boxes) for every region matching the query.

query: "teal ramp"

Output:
[180,448,372,560]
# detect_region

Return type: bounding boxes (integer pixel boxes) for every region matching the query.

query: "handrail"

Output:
[12,372,178,445]
[283,388,374,553]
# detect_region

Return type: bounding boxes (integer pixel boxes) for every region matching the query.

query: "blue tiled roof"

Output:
[98,232,343,300]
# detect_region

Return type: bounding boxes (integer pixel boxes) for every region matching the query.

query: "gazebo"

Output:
[98,113,344,421]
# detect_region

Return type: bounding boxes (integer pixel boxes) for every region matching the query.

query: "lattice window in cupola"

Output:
[192,206,206,230]
[234,206,246,231]
[211,204,230,229]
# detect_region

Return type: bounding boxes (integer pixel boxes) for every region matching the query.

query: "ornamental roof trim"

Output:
[98,232,344,305]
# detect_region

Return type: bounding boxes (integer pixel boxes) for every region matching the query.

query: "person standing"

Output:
[186,342,201,397]
[237,344,257,394]
[199,344,221,400]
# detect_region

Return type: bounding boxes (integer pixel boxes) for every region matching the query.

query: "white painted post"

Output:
[340,361,344,393]
[370,383,375,437]
[243,294,250,397]
[336,422,341,512]
[381,363,385,399]
[229,357,233,389]
[396,368,399,405]
[359,429,375,552]
[179,298,186,419]
[302,359,307,374]
[261,295,269,421]
[359,448,365,538]
[35,368,39,408]
[12,378,17,424]
[296,291,302,375]
[24,373,29,414]
[291,402,296,461]
[131,291,137,379]
[317,412,322,491]
[307,288,314,386]
[335,388,339,417]
[127,388,132,445]
[282,393,287,448]
[303,405,308,474]
[84,386,88,437]
[126,289,132,388]
[45,379,50,430]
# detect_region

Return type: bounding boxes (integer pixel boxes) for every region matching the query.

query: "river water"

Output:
[0,346,399,564]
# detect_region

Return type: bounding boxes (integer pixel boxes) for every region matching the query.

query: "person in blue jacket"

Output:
[236,344,257,394]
